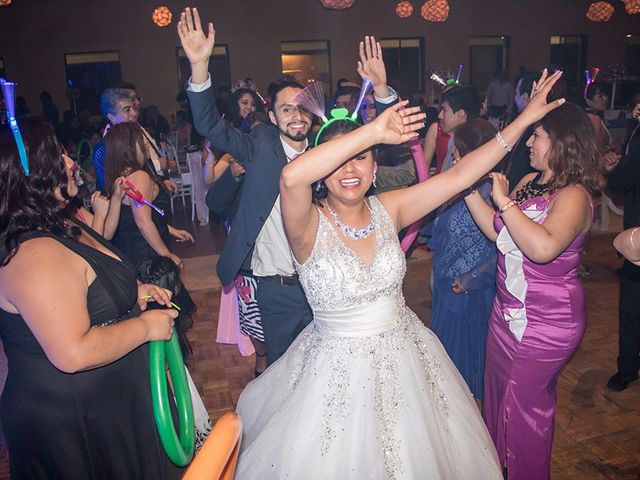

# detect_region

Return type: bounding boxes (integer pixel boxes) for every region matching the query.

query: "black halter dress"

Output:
[0,223,183,479]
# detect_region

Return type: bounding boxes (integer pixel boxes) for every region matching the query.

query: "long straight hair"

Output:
[104,122,155,194]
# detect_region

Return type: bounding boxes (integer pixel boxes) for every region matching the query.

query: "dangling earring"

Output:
[372,172,377,188]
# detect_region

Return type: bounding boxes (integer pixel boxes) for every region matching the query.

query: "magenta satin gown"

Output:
[483,190,592,479]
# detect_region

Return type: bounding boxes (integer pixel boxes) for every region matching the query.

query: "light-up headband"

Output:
[293,78,373,146]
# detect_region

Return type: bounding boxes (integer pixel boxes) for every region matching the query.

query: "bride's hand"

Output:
[371,100,425,145]
[518,69,565,126]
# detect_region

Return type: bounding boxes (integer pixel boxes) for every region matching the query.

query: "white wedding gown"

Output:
[235,197,501,479]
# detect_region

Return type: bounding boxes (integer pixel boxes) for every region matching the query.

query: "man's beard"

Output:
[279,124,308,142]
[280,129,307,141]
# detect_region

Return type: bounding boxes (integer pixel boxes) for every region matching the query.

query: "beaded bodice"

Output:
[295,196,406,313]
[286,197,451,479]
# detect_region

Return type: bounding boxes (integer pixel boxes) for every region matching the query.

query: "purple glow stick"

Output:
[350,78,373,121]
[139,198,165,216]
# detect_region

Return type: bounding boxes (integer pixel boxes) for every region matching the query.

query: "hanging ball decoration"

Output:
[319,0,356,9]
[420,0,450,22]
[396,1,414,17]
[0,0,12,6]
[586,1,614,21]
[623,0,640,14]
[152,6,172,27]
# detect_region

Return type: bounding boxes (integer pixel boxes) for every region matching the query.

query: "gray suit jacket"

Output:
[188,87,287,286]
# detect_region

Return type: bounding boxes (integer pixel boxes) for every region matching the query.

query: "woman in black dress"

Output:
[104,122,194,269]
[104,122,196,357]
[0,119,183,479]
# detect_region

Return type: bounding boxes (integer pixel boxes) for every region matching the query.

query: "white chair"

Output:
[165,130,179,150]
[175,171,194,218]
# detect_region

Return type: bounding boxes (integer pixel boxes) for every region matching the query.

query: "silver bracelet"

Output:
[495,131,512,152]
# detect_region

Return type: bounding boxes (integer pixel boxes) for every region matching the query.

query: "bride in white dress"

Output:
[177,10,565,479]
[237,76,563,480]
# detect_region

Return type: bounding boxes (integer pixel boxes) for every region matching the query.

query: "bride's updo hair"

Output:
[315,118,360,146]
[313,119,363,202]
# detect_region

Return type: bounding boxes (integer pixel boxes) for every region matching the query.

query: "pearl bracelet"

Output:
[496,131,512,152]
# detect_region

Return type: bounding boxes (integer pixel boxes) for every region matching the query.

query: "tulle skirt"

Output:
[235,306,501,480]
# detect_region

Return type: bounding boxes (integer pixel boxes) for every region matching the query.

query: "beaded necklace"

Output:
[326,200,375,241]
[515,172,552,204]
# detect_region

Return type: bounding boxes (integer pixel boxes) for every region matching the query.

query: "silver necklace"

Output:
[326,200,376,240]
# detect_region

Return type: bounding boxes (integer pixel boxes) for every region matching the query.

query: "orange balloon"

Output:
[182,412,242,480]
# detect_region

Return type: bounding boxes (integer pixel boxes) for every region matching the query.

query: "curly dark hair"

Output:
[0,118,79,265]
[104,122,153,195]
[539,102,602,198]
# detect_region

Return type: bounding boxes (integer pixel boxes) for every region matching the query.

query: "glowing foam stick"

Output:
[0,78,29,175]
[141,295,181,311]
[583,67,601,99]
[430,73,447,86]
[456,64,463,83]
[122,179,165,216]
[350,78,373,121]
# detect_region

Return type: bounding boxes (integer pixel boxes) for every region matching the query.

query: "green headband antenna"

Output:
[314,107,360,146]
[294,78,372,146]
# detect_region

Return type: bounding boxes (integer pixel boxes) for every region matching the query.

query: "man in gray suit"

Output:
[180,10,314,364]
[179,7,397,364]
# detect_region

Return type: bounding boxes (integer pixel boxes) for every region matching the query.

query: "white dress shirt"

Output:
[251,139,307,277]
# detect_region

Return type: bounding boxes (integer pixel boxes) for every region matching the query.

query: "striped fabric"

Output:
[235,274,264,342]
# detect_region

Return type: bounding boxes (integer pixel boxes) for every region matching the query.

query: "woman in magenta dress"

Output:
[465,102,601,479]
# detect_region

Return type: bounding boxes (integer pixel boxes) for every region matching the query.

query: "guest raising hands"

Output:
[464,102,601,479]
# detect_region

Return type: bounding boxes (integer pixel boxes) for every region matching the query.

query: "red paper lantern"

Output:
[396,1,414,17]
[420,0,450,22]
[0,0,12,6]
[623,0,640,14]
[319,0,356,9]
[586,1,614,21]
[152,6,172,27]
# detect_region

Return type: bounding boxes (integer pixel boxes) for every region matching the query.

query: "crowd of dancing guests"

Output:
[1,5,640,479]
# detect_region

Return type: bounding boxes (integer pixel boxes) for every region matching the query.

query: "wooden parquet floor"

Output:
[1,227,639,479]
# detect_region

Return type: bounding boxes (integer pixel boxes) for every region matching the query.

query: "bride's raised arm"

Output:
[280,102,424,262]
[379,69,565,231]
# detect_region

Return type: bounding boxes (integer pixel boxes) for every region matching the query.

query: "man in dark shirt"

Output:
[605,105,640,391]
